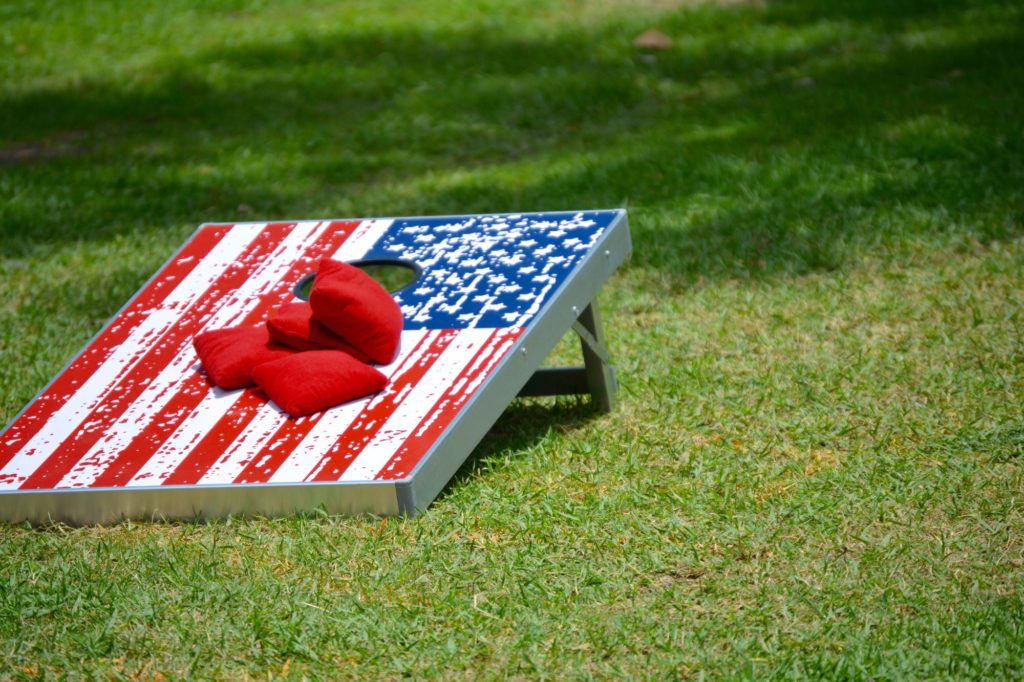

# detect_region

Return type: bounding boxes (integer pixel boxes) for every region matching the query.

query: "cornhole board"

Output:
[0,209,630,524]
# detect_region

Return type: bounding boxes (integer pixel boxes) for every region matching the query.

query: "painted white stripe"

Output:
[125,386,249,487]
[339,328,494,481]
[0,224,264,489]
[332,219,393,262]
[270,329,431,483]
[264,403,364,484]
[408,329,516,439]
[373,329,518,480]
[55,358,224,488]
[183,401,287,486]
[51,221,326,489]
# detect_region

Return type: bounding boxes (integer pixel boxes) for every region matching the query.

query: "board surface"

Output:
[0,210,630,522]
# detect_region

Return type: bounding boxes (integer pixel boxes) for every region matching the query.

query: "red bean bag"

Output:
[193,324,295,390]
[251,350,388,418]
[309,259,403,365]
[266,301,371,363]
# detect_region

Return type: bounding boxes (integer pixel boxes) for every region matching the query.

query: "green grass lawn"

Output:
[2,0,1023,677]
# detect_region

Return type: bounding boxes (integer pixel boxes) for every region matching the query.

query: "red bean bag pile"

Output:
[192,259,402,417]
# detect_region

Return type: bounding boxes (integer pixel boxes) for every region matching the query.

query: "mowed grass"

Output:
[2,0,1023,677]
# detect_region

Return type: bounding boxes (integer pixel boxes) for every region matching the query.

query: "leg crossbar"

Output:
[517,302,618,412]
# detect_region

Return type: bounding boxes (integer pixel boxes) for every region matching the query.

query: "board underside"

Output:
[0,210,630,523]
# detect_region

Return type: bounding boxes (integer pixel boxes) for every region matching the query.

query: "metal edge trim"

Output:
[0,478,401,526]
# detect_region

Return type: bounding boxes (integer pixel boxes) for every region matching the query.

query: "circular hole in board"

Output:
[293,259,421,300]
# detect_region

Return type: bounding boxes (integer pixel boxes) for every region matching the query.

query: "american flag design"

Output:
[0,211,618,492]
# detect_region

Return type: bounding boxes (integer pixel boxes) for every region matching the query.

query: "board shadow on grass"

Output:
[433,397,600,506]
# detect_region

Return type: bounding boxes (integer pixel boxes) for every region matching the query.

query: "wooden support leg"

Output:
[574,303,617,413]
[517,302,618,412]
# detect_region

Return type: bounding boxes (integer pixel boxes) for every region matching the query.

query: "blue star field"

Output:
[361,211,620,330]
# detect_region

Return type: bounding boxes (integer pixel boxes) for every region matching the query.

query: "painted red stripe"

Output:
[94,221,361,488]
[231,409,329,484]
[375,328,521,481]
[305,330,457,483]
[159,389,267,486]
[0,225,233,471]
[19,222,298,490]
[229,331,439,484]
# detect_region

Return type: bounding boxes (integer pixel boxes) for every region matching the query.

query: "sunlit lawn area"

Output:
[2,0,1023,677]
